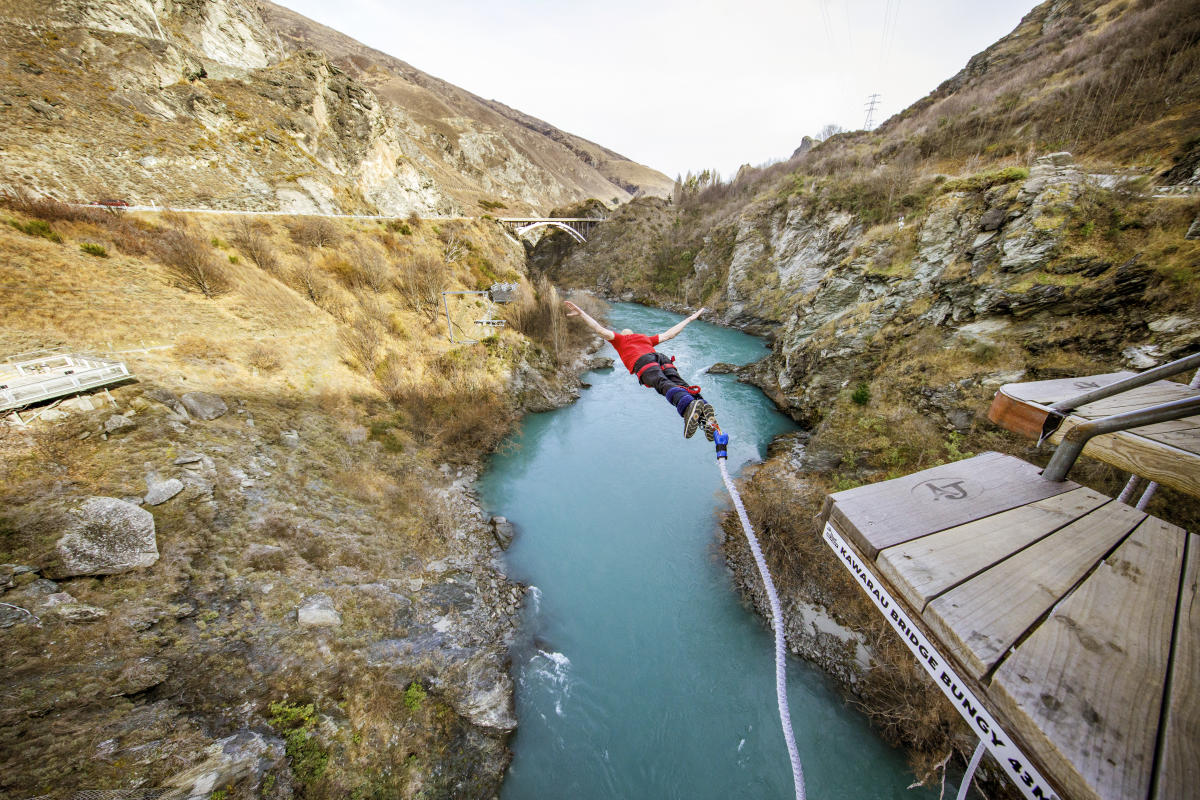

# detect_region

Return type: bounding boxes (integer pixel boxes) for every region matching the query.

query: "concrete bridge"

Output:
[497,217,604,243]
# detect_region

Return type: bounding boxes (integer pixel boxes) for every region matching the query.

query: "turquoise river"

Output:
[480,303,937,799]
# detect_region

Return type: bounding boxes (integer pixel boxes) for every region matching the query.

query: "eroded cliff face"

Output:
[732,154,1198,427]
[0,0,671,214]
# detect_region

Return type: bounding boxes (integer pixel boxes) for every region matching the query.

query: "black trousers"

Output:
[634,352,704,404]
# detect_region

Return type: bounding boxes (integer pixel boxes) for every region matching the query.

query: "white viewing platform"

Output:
[0,351,132,412]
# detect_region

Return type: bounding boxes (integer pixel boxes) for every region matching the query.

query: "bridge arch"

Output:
[512,220,588,243]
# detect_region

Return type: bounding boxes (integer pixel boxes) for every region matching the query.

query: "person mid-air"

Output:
[564,301,720,440]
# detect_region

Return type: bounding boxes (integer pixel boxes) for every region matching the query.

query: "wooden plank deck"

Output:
[988,374,1200,499]
[820,452,1194,800]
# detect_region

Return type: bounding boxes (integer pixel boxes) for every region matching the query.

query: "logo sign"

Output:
[822,522,1061,800]
[1073,380,1100,389]
[911,477,974,501]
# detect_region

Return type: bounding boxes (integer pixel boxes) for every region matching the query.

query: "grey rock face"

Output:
[144,478,184,506]
[0,604,35,628]
[297,593,341,627]
[180,391,228,420]
[1187,216,1200,240]
[117,657,170,694]
[29,99,61,119]
[47,497,159,578]
[159,730,285,800]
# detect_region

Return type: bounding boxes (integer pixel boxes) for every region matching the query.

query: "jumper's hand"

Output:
[688,307,706,321]
[563,301,582,317]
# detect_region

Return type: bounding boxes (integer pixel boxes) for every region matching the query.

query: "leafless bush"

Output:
[339,318,383,373]
[441,232,468,264]
[246,343,282,372]
[287,216,342,248]
[291,258,328,305]
[155,228,232,298]
[230,217,280,274]
[395,251,446,321]
[353,244,391,292]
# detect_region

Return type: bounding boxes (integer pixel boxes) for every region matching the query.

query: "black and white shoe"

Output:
[683,399,705,439]
[699,403,719,441]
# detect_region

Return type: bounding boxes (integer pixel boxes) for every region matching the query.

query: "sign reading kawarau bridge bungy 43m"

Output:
[822,522,1061,800]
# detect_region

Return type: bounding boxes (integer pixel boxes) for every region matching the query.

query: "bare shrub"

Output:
[230,217,279,274]
[441,232,468,264]
[175,335,230,362]
[291,258,328,305]
[339,318,383,373]
[354,244,391,293]
[503,278,584,362]
[246,343,282,372]
[325,244,391,293]
[395,251,446,321]
[155,228,232,298]
[287,217,341,248]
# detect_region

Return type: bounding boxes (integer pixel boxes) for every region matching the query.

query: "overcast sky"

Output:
[276,0,1039,180]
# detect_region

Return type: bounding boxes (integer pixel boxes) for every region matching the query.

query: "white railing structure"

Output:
[0,353,131,412]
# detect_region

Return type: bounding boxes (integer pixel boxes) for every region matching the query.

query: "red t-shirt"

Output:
[609,332,660,373]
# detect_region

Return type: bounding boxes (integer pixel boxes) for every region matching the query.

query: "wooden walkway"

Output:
[989,373,1200,498]
[0,352,131,412]
[820,452,1196,800]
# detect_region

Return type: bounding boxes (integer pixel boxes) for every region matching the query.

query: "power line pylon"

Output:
[864,93,881,130]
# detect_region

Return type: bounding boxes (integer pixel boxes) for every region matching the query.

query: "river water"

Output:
[480,303,933,799]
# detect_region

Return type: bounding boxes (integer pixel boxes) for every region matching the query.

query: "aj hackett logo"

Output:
[821,522,1060,800]
[912,477,976,501]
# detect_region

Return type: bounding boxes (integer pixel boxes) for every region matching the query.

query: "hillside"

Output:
[0,0,672,215]
[0,195,604,798]
[532,0,1200,787]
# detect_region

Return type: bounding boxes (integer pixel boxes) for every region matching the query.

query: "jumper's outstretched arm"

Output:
[563,300,615,341]
[658,307,705,343]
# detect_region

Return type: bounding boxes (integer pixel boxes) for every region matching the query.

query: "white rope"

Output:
[718,457,805,800]
[955,738,986,800]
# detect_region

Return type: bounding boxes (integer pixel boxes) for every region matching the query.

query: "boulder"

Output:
[144,478,184,506]
[586,356,615,371]
[143,387,180,407]
[297,593,341,627]
[53,602,108,622]
[705,362,739,374]
[59,394,103,412]
[104,414,135,433]
[1187,216,1200,240]
[46,497,159,578]
[491,516,515,549]
[979,207,1006,231]
[180,391,228,420]
[280,430,300,447]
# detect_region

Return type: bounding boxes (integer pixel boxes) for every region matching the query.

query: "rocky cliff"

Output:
[0,0,672,215]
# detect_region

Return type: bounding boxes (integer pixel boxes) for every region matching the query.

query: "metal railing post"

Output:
[1042,395,1200,482]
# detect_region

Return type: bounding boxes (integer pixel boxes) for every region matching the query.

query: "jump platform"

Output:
[989,372,1200,498]
[0,352,131,412]
[819,452,1195,800]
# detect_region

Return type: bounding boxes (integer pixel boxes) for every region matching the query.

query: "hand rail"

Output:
[1042,395,1200,482]
[1037,352,1200,443]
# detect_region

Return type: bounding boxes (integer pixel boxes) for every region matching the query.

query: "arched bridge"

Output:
[497,217,605,243]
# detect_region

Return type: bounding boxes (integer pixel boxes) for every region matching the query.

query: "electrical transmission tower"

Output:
[864,93,881,130]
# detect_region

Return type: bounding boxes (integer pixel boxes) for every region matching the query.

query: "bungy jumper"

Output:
[563,300,806,799]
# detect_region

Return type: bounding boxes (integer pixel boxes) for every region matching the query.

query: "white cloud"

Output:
[276,0,1037,179]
